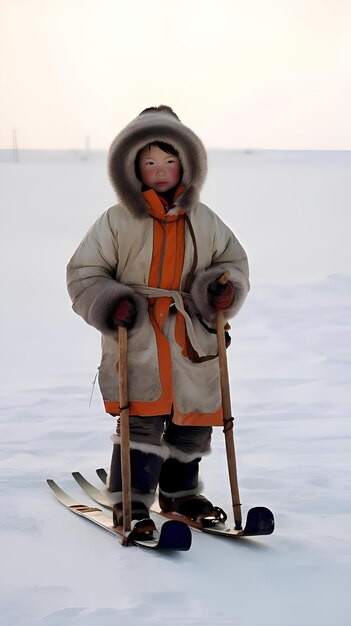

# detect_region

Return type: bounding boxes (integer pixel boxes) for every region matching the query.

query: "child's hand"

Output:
[112,299,137,329]
[208,279,235,311]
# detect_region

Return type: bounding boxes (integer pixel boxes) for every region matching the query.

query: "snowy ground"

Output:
[1,150,350,625]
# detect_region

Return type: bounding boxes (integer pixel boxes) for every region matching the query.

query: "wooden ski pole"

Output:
[216,272,243,530]
[117,326,132,544]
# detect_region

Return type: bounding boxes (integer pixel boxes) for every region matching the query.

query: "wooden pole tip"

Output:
[218,271,231,285]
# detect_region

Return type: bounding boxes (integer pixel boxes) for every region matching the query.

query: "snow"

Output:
[1,149,350,625]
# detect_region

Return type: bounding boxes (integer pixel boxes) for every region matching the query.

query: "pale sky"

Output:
[1,0,350,149]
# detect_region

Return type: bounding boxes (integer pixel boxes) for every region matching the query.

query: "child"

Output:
[67,105,250,525]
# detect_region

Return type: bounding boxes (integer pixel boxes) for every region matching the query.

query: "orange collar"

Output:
[143,185,186,221]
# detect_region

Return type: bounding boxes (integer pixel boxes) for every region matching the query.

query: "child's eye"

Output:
[145,161,154,166]
[166,159,175,164]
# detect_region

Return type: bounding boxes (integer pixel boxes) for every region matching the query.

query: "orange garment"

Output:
[104,187,223,426]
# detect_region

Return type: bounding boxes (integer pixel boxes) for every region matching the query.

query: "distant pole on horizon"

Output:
[12,129,19,163]
[85,134,90,159]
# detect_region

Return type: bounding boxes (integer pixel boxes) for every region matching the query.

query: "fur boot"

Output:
[158,457,216,520]
[108,442,164,524]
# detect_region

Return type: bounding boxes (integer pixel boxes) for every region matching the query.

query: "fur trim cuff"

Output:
[104,486,156,508]
[164,442,211,463]
[190,265,250,325]
[110,434,170,460]
[87,281,148,337]
[104,486,122,505]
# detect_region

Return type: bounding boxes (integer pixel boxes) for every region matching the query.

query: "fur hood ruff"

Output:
[108,110,208,219]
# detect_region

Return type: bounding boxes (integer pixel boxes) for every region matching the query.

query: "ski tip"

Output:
[96,468,108,484]
[243,506,275,536]
[157,520,192,551]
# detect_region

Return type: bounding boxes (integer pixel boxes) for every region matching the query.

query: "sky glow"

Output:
[1,0,350,149]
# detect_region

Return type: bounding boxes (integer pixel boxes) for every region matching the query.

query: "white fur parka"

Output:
[66,108,250,424]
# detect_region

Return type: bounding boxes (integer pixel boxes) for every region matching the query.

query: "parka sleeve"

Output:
[190,208,250,325]
[66,209,146,336]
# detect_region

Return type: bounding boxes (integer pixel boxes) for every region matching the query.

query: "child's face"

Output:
[138,144,181,192]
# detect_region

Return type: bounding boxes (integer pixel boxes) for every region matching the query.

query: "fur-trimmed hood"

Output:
[108,108,207,219]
